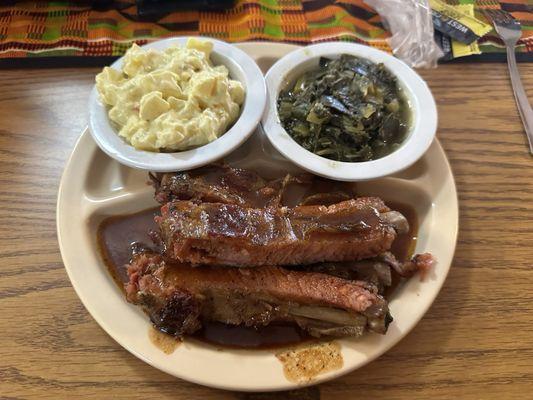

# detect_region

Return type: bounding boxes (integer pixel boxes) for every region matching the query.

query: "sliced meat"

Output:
[125,253,391,338]
[150,164,358,208]
[294,259,393,293]
[157,197,405,267]
[377,251,436,278]
[291,252,436,293]
[150,164,308,208]
[298,191,352,206]
[380,211,410,234]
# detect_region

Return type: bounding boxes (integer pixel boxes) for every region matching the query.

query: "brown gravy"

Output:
[97,207,161,289]
[97,199,418,350]
[193,321,309,349]
[387,201,418,262]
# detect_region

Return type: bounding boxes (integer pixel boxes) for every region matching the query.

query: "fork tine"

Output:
[502,10,516,23]
[497,9,516,24]
[484,8,515,24]
[482,9,497,21]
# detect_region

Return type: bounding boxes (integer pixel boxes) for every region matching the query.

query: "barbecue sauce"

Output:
[97,200,418,350]
[387,201,418,262]
[97,207,161,289]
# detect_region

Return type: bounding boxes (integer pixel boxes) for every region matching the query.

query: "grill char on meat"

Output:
[126,253,391,338]
[156,197,406,267]
[150,165,305,208]
[150,165,357,209]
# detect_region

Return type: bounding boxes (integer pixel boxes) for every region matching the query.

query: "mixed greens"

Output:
[277,55,410,162]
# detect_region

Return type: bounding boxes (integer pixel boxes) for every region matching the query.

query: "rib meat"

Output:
[150,165,298,208]
[150,164,356,208]
[126,253,391,338]
[157,197,405,267]
[291,252,436,293]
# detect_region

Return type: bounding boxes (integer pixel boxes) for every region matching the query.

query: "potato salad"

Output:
[95,38,245,152]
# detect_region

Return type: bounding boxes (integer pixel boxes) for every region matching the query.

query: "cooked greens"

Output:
[277,55,409,162]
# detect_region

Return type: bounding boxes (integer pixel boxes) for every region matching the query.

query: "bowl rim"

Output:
[88,36,266,172]
[261,42,438,182]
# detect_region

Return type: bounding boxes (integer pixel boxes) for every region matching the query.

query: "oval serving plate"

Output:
[57,42,458,392]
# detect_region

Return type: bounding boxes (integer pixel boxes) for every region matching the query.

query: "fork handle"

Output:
[506,46,533,154]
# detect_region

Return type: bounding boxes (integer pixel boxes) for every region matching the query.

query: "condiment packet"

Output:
[451,4,482,58]
[429,0,492,44]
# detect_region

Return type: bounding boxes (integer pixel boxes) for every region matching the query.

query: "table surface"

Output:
[1,59,533,400]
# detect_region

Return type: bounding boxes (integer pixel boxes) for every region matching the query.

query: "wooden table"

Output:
[1,61,532,400]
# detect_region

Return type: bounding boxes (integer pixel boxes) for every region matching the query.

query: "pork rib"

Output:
[151,165,289,208]
[291,252,437,292]
[125,253,391,338]
[156,197,406,267]
[150,164,356,208]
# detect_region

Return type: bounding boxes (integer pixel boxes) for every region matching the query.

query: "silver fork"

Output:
[484,8,533,154]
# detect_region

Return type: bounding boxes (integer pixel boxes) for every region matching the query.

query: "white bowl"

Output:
[261,42,437,181]
[89,37,266,172]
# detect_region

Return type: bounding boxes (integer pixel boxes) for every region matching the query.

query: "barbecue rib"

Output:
[291,252,436,293]
[150,165,356,208]
[150,165,291,208]
[126,252,391,338]
[156,197,407,267]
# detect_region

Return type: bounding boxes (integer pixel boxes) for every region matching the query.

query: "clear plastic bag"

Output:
[365,0,443,68]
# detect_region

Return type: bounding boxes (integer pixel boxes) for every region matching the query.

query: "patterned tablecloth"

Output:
[0,0,531,61]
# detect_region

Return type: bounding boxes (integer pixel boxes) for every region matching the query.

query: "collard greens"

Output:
[277,55,409,162]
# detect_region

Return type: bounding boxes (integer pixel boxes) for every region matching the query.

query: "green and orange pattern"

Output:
[0,0,531,59]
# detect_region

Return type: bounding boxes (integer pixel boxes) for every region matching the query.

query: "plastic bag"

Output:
[365,0,443,68]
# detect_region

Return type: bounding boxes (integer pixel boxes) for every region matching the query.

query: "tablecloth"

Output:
[0,0,531,61]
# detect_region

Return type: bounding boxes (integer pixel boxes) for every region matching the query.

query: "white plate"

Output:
[57,43,458,392]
